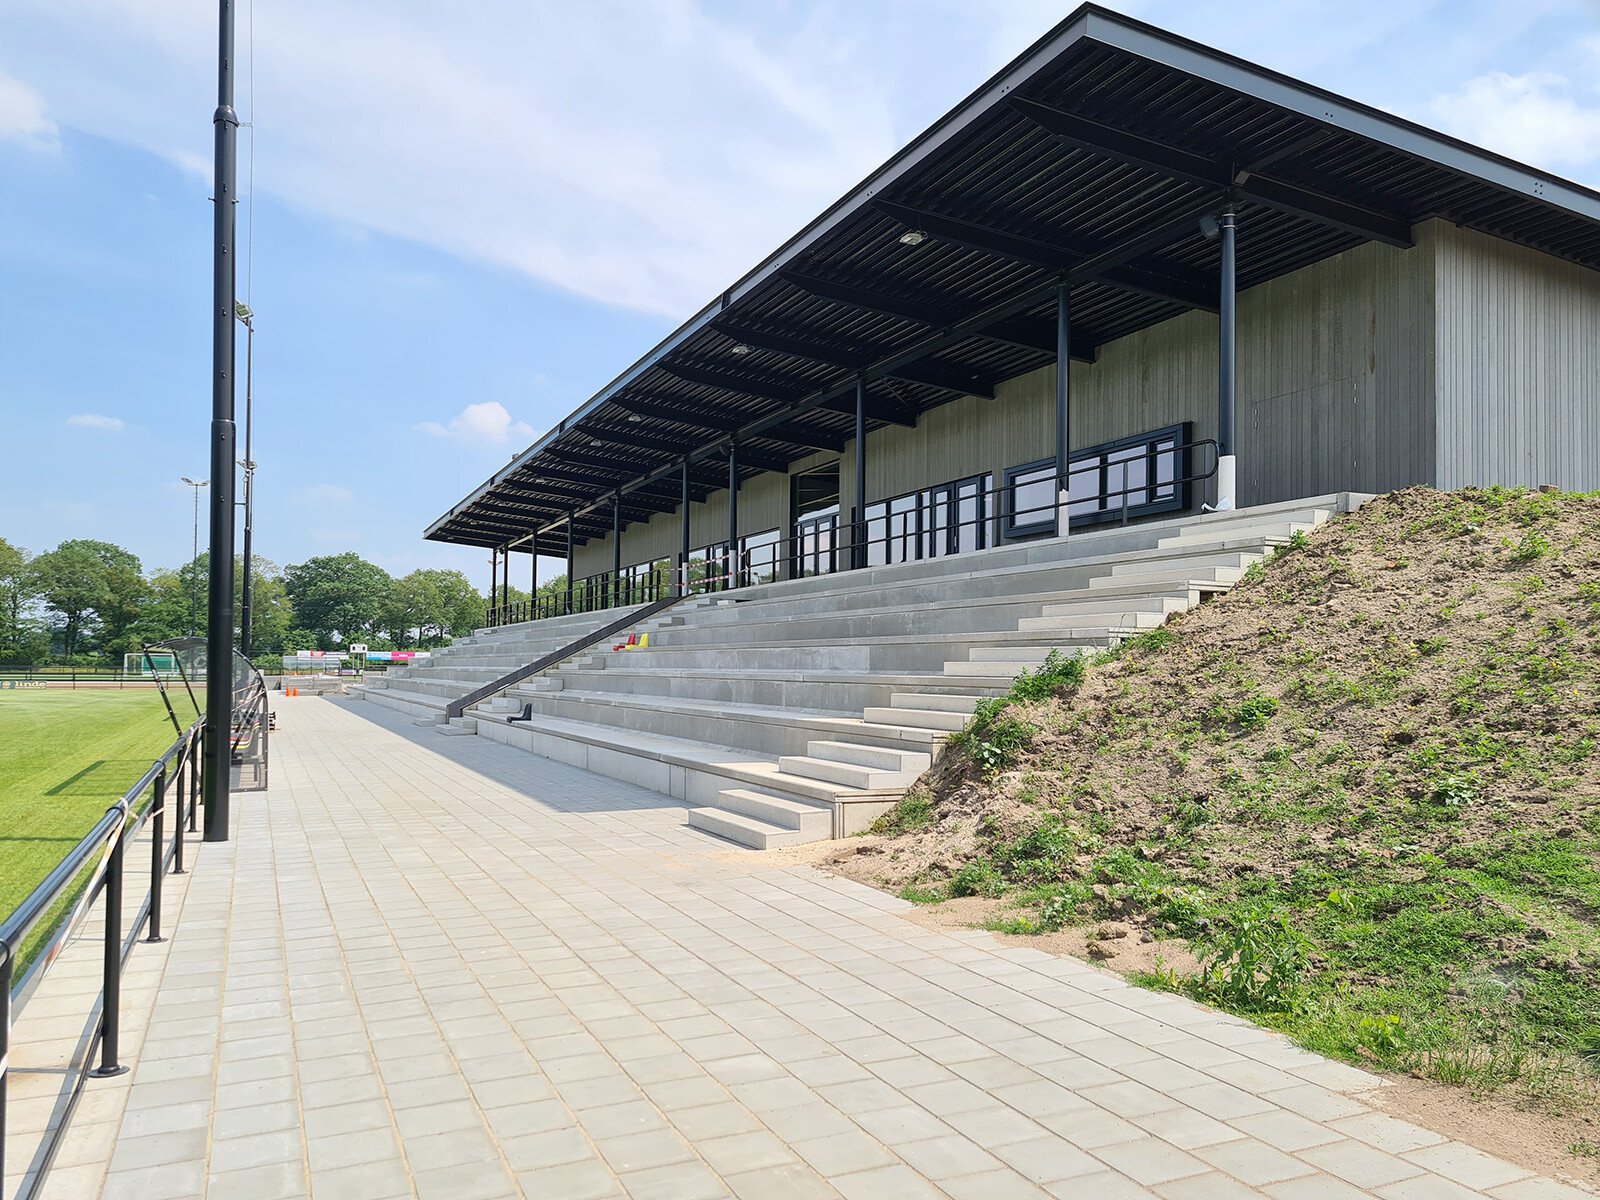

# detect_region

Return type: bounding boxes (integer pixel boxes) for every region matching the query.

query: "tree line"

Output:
[0,537,538,667]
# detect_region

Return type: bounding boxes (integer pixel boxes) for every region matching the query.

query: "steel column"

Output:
[203,0,240,844]
[144,769,167,944]
[1217,204,1238,510]
[727,444,739,588]
[1054,281,1072,536]
[853,377,867,570]
[501,549,511,621]
[90,826,129,1076]
[565,517,574,614]
[239,315,255,657]
[0,952,10,1184]
[679,460,691,595]
[488,549,498,624]
[612,497,622,603]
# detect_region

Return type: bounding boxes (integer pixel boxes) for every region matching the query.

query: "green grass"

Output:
[886,487,1600,1119]
[0,689,184,926]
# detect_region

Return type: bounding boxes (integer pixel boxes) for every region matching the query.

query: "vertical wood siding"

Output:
[1433,223,1600,490]
[568,226,1524,576]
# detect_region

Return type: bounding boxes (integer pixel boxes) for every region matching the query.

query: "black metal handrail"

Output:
[446,593,683,720]
[0,718,206,1199]
[484,436,1219,626]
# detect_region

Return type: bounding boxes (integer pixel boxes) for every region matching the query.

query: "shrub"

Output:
[1197,904,1312,1012]
[949,859,1004,898]
[1008,650,1086,702]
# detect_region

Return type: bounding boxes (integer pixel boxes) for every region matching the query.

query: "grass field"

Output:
[0,688,192,926]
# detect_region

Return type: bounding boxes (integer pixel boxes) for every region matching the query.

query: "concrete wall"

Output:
[1432,223,1600,490]
[572,218,1592,578]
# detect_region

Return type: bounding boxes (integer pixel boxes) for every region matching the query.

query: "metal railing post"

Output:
[173,750,187,876]
[144,768,167,944]
[1,950,11,1186]
[189,732,200,833]
[90,820,130,1077]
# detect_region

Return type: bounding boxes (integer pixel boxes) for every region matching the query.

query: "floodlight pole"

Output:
[203,0,240,843]
[237,306,255,657]
[180,477,208,636]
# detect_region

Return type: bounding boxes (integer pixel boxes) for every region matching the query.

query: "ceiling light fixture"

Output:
[730,343,752,356]
[625,412,644,423]
[898,230,927,247]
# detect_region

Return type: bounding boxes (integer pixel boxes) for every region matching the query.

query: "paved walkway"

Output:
[41,697,1592,1199]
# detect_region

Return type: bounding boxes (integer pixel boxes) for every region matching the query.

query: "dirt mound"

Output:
[824,487,1600,1144]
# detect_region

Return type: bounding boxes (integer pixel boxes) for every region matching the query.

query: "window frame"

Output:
[1004,422,1193,539]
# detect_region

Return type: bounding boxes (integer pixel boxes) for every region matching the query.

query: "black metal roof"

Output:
[427,3,1600,555]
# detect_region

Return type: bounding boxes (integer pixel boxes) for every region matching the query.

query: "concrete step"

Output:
[687,806,813,850]
[1155,522,1314,549]
[713,788,831,838]
[967,645,1067,664]
[775,754,923,790]
[438,717,478,736]
[1087,570,1244,591]
[891,692,978,714]
[941,660,1034,679]
[1108,551,1258,578]
[864,705,969,732]
[1015,611,1165,632]
[805,740,931,774]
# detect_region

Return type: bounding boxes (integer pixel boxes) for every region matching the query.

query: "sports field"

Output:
[0,688,195,925]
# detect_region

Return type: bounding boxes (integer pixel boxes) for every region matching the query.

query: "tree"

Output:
[282,553,393,648]
[384,568,483,645]
[29,539,148,660]
[0,537,46,662]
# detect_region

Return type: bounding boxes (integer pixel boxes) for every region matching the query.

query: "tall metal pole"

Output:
[853,377,867,570]
[1216,204,1238,511]
[203,0,240,843]
[488,549,498,624]
[727,443,739,589]
[238,312,255,657]
[1055,281,1072,536]
[181,479,207,635]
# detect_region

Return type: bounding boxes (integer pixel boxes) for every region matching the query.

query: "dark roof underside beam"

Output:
[1008,96,1415,247]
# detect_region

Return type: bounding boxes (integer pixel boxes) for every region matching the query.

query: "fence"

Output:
[0,642,269,1197]
[0,667,161,690]
[484,438,1219,627]
[0,719,204,1198]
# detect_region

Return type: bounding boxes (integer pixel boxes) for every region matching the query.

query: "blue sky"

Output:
[3,0,1598,585]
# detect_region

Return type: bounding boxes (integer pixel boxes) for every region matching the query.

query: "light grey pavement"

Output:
[38,696,1594,1199]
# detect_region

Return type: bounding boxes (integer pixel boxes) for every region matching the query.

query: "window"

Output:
[863,473,992,567]
[1005,423,1191,538]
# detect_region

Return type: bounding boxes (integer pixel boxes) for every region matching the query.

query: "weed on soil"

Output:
[825,487,1600,1125]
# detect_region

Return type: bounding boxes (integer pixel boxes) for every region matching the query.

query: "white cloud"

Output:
[416,401,536,445]
[1,2,900,318]
[1431,59,1600,169]
[0,70,57,152]
[66,413,125,431]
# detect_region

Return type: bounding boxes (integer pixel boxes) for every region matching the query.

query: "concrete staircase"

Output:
[352,602,660,722]
[426,495,1361,848]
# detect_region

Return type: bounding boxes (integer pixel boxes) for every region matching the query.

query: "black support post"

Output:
[90,825,129,1077]
[203,0,240,844]
[679,460,691,595]
[565,517,575,615]
[727,443,739,589]
[853,377,867,570]
[0,951,10,1185]
[612,496,622,604]
[1054,281,1072,536]
[172,752,186,875]
[502,549,511,620]
[144,768,167,944]
[1217,204,1238,510]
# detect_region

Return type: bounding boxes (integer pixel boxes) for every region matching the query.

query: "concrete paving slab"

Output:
[19,697,1593,1199]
